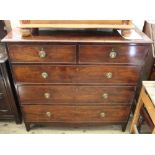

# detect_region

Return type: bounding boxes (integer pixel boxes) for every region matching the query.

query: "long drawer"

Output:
[13,65,141,84]
[79,45,147,65]
[8,44,76,63]
[22,105,130,123]
[18,85,135,104]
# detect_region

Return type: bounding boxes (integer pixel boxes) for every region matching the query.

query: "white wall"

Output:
[133,20,145,30]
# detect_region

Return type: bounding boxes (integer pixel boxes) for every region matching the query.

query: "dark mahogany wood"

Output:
[8,44,76,63]
[13,65,141,84]
[22,105,130,123]
[79,45,148,65]
[2,27,152,131]
[17,85,135,104]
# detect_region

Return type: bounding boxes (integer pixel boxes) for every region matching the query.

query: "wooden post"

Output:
[130,87,145,133]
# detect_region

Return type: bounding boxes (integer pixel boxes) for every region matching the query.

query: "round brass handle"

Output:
[39,48,46,58]
[109,50,117,59]
[46,112,52,117]
[102,93,108,99]
[41,72,48,79]
[44,93,50,99]
[105,72,113,79]
[100,112,106,118]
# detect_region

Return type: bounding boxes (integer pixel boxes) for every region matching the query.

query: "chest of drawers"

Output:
[2,28,152,131]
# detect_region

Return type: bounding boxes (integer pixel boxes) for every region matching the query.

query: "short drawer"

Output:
[79,45,148,64]
[8,44,76,63]
[13,65,141,84]
[22,105,130,123]
[18,85,135,104]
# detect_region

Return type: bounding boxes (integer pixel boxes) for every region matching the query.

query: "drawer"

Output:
[18,85,135,104]
[22,105,130,123]
[13,65,140,84]
[8,44,76,63]
[79,45,148,64]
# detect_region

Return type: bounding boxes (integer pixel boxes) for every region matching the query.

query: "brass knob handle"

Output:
[102,93,108,99]
[100,112,106,118]
[105,72,113,79]
[39,48,46,58]
[109,49,117,59]
[44,93,50,99]
[46,112,52,117]
[41,72,48,79]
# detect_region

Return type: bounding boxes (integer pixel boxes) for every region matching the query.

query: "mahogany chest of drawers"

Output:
[2,28,152,131]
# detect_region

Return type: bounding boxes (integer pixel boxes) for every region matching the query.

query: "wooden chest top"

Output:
[1,28,152,44]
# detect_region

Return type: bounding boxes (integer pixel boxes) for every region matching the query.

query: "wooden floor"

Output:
[0,120,130,134]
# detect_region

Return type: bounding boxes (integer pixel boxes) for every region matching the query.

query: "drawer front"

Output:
[18,85,135,104]
[22,105,130,123]
[79,45,147,64]
[8,44,76,63]
[13,65,140,84]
